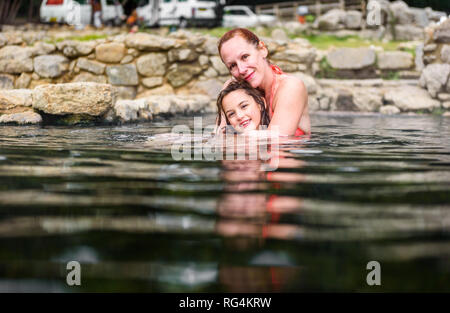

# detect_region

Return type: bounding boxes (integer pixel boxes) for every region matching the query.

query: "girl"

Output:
[217,28,310,136]
[216,80,270,134]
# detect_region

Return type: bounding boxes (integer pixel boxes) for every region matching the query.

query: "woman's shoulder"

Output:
[276,74,307,96]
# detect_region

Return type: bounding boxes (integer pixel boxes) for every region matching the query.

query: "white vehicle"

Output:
[40,0,125,26]
[222,5,276,28]
[136,0,221,28]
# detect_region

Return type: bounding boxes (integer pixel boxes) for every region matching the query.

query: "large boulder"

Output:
[432,17,450,43]
[77,58,105,75]
[384,86,441,111]
[95,42,126,63]
[166,64,202,88]
[315,9,345,30]
[441,45,450,64]
[377,51,413,70]
[32,83,114,116]
[209,56,229,76]
[106,64,139,86]
[168,48,198,62]
[0,46,34,73]
[0,74,14,89]
[56,40,95,57]
[344,11,363,29]
[327,48,376,69]
[419,63,450,98]
[0,89,33,114]
[352,88,383,112]
[389,1,415,25]
[136,53,167,76]
[202,36,219,55]
[272,49,316,66]
[0,111,42,125]
[32,42,56,56]
[34,55,69,78]
[394,25,424,41]
[125,33,176,51]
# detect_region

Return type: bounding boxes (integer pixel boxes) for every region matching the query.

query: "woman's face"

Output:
[220,36,268,88]
[222,89,262,133]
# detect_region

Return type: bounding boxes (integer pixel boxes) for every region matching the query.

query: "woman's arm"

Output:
[268,77,309,136]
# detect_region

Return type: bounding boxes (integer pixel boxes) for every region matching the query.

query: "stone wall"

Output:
[419,18,450,110]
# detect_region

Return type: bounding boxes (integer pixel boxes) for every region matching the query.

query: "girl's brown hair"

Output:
[216,80,270,129]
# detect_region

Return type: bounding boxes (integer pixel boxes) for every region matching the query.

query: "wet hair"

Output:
[218,28,261,57]
[216,80,270,129]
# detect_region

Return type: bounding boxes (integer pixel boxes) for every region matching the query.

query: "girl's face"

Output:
[220,36,268,88]
[222,89,262,133]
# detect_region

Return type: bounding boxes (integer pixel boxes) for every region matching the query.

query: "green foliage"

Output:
[381,71,400,80]
[305,15,315,23]
[317,58,337,79]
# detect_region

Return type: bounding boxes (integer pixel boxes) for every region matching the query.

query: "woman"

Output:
[217,28,310,136]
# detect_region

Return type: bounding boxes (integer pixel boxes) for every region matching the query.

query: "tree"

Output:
[0,0,24,25]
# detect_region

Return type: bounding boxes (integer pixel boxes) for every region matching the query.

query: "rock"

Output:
[136,53,167,76]
[3,32,23,45]
[443,102,450,110]
[32,83,114,116]
[203,36,219,55]
[167,64,202,87]
[315,9,345,30]
[272,49,316,65]
[276,61,299,72]
[384,86,440,111]
[379,105,400,114]
[419,63,450,97]
[0,46,34,73]
[32,42,56,55]
[56,40,95,57]
[106,64,139,86]
[394,25,424,41]
[389,1,415,25]
[114,99,152,122]
[415,43,424,71]
[441,45,450,64]
[271,29,289,42]
[352,88,383,112]
[0,34,6,47]
[308,96,320,111]
[95,42,126,63]
[72,72,107,84]
[410,7,429,27]
[121,55,134,64]
[0,89,33,114]
[15,73,31,89]
[291,72,318,94]
[0,74,14,89]
[114,86,137,100]
[344,10,362,29]
[145,94,210,115]
[423,44,437,52]
[327,48,376,69]
[142,77,163,89]
[168,48,198,62]
[335,88,357,111]
[210,56,229,76]
[437,93,450,101]
[0,111,42,125]
[77,58,105,75]
[433,19,450,43]
[199,55,209,67]
[125,33,176,51]
[377,51,413,69]
[137,84,174,98]
[203,67,218,78]
[192,78,223,100]
[34,55,69,78]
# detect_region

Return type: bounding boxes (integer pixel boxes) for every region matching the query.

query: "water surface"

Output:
[0,113,449,292]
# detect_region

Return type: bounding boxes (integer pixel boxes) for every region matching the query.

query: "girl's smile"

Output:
[222,89,262,133]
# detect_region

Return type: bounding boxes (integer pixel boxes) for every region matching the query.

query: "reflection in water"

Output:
[0,114,449,292]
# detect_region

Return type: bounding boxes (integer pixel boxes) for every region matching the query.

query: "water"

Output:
[0,113,449,292]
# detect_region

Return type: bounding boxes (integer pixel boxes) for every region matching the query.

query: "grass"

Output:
[45,33,108,44]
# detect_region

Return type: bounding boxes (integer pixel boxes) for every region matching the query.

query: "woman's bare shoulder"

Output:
[276,74,307,101]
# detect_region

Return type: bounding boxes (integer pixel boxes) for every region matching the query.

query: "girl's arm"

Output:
[268,77,309,136]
